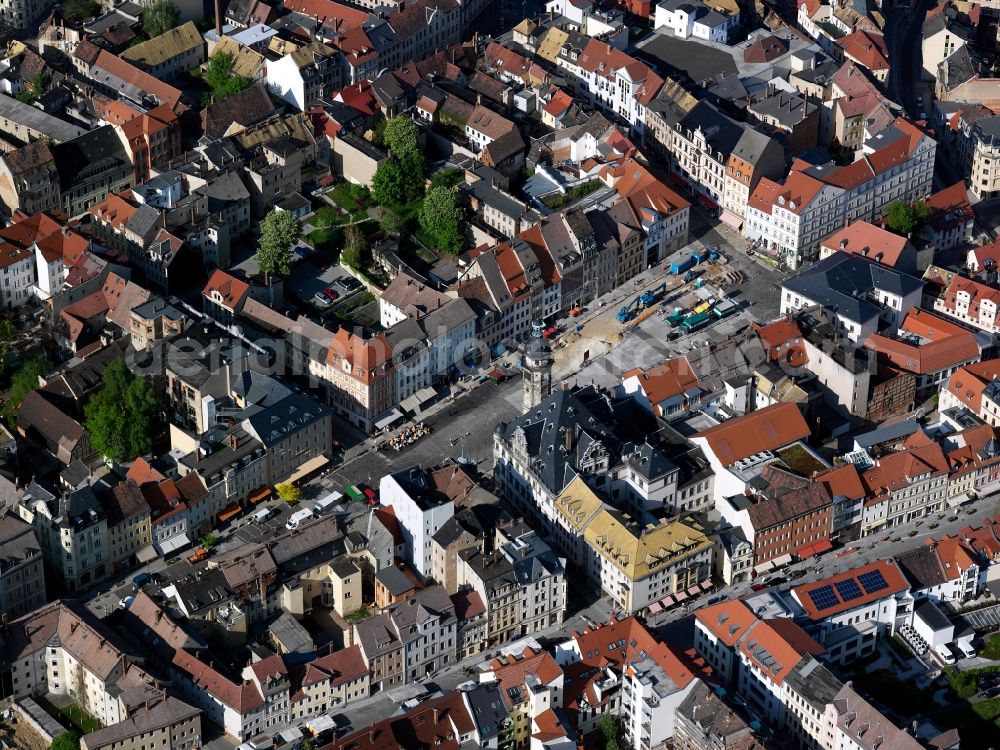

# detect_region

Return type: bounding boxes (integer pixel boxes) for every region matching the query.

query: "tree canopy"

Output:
[383,116,420,158]
[371,160,406,206]
[51,732,81,750]
[885,200,932,237]
[277,483,302,503]
[84,359,163,463]
[342,225,366,270]
[419,186,464,254]
[2,354,51,427]
[377,207,405,236]
[143,0,179,37]
[203,52,251,103]
[61,0,101,23]
[256,210,302,280]
[371,117,425,206]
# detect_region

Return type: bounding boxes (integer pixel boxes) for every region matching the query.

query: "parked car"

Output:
[313,291,332,306]
[340,277,362,291]
[251,507,275,524]
[132,572,153,589]
[322,288,339,301]
[934,643,956,665]
[956,641,976,659]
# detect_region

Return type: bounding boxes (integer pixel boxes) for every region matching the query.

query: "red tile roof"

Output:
[330,690,473,750]
[564,617,692,715]
[203,269,250,311]
[820,221,910,267]
[753,318,808,368]
[578,38,662,105]
[926,181,973,235]
[945,359,1000,413]
[792,558,910,619]
[283,0,368,30]
[622,358,700,416]
[692,403,811,467]
[937,274,1000,323]
[863,442,949,497]
[488,647,562,709]
[864,309,980,376]
[837,29,889,72]
[94,49,182,110]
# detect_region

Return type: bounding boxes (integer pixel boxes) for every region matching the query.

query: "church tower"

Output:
[522,320,554,412]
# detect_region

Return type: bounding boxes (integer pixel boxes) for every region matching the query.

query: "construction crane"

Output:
[639,282,666,307]
[616,296,643,323]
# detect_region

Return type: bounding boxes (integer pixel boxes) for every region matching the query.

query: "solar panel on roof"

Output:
[835,579,862,602]
[807,584,837,611]
[858,570,889,594]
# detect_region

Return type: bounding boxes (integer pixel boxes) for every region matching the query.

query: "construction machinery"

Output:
[616,296,643,323]
[639,282,666,307]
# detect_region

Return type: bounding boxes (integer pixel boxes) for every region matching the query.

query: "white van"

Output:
[956,641,976,659]
[934,643,956,665]
[251,507,274,524]
[286,508,313,530]
[313,491,344,517]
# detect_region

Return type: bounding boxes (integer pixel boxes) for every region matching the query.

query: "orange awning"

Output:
[249,487,272,505]
[217,504,242,523]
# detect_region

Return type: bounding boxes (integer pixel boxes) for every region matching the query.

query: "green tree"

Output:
[885,200,932,237]
[419,186,463,254]
[277,483,302,503]
[256,210,301,282]
[85,360,163,462]
[371,160,406,206]
[382,116,420,158]
[2,354,51,427]
[15,74,45,105]
[597,715,620,750]
[400,151,425,199]
[431,168,464,190]
[142,0,180,37]
[50,732,81,750]
[61,0,101,23]
[342,224,366,270]
[377,207,405,235]
[203,52,251,103]
[0,319,15,386]
[200,533,217,549]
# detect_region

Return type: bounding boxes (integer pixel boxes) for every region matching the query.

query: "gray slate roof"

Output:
[781,253,923,326]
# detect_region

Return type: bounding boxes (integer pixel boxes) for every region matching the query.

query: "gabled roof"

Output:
[862,442,949,497]
[622,358,700,416]
[121,21,203,69]
[578,38,662,105]
[753,318,808,368]
[692,403,811,467]
[945,358,1000,413]
[283,0,368,30]
[837,29,889,71]
[820,221,910,267]
[792,558,910,619]
[864,309,980,376]
[201,83,273,140]
[202,269,249,311]
[92,49,182,110]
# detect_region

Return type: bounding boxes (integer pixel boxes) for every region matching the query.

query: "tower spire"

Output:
[522,320,554,412]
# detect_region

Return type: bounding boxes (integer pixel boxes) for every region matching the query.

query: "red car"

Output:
[363,487,378,503]
[322,288,340,301]
[542,326,559,339]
